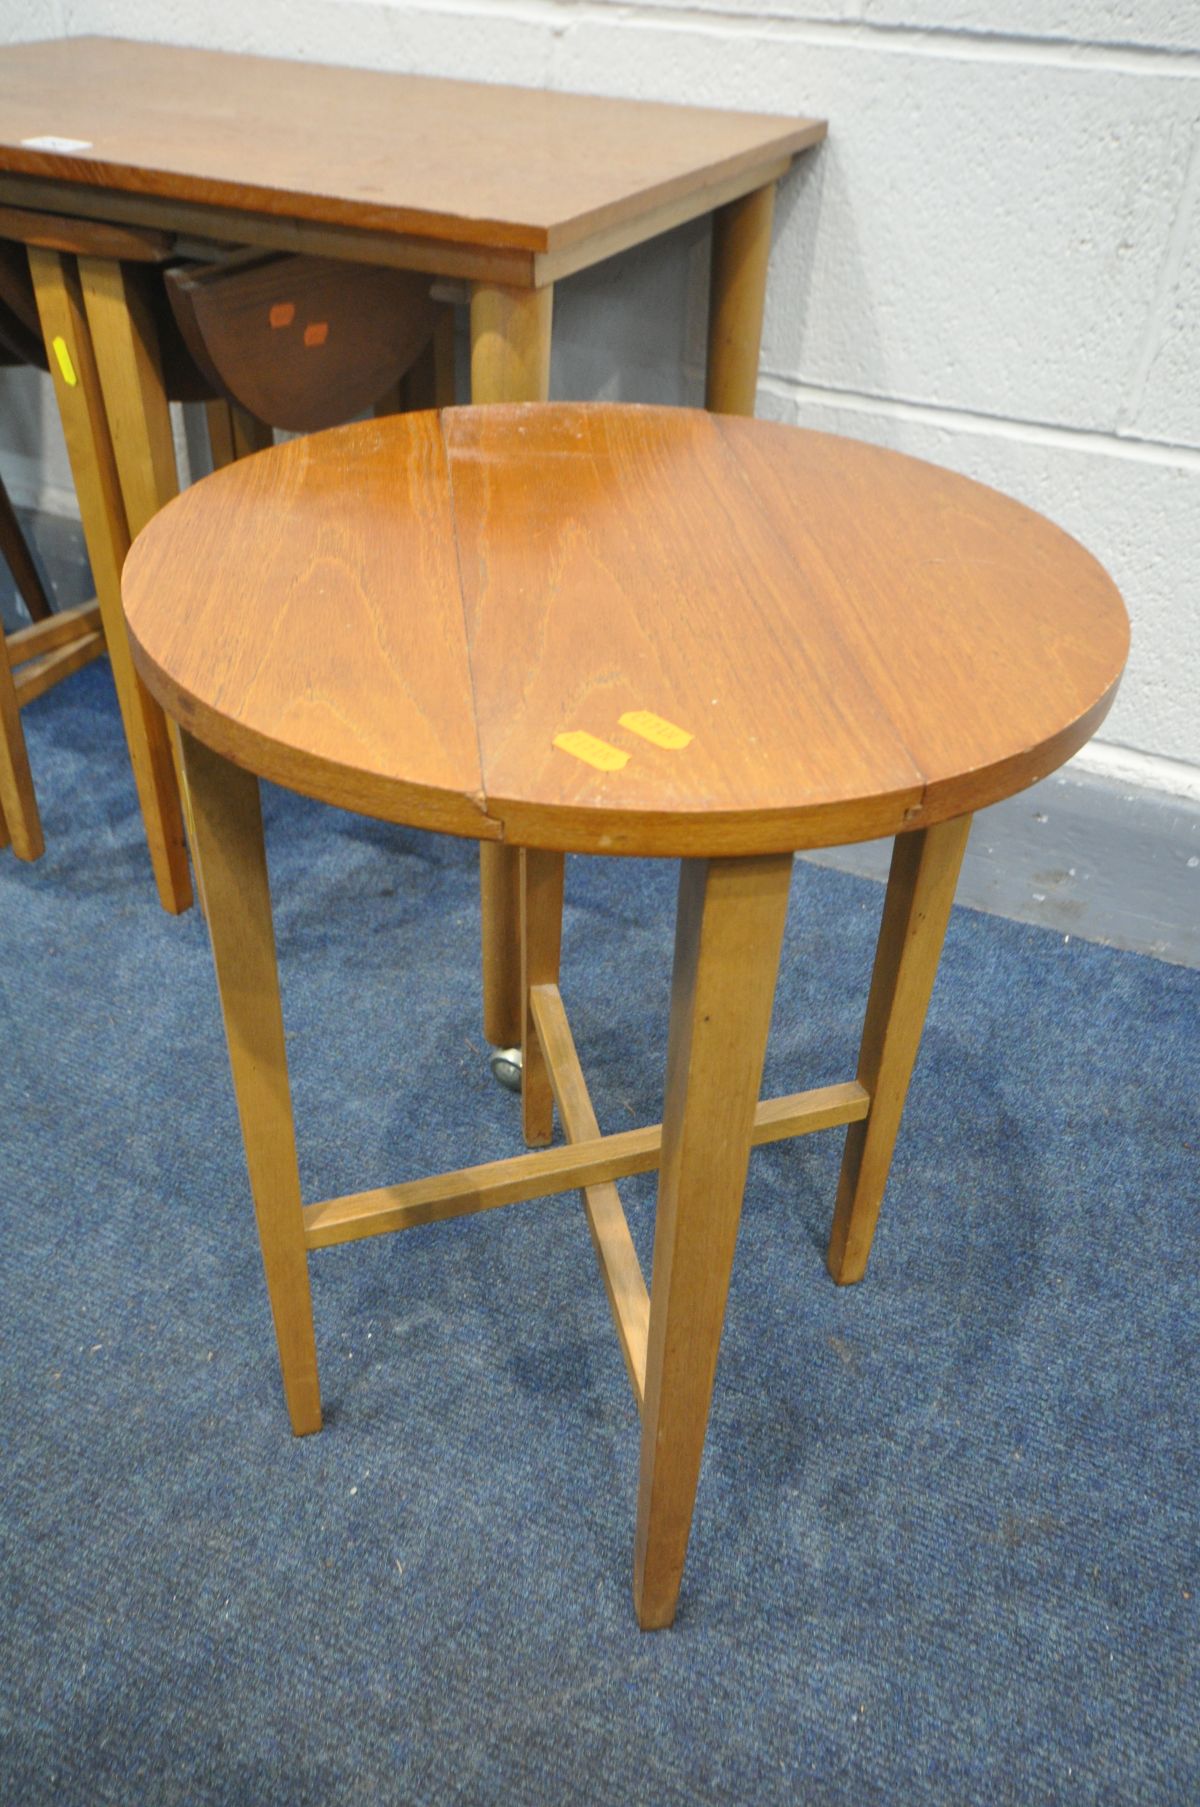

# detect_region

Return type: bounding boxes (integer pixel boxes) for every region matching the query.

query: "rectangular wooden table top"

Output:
[0,36,824,266]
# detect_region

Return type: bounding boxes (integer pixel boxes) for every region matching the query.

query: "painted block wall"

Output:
[1,0,1197,782]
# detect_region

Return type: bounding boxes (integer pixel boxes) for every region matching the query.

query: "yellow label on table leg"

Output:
[553,730,630,773]
[51,335,78,387]
[618,709,693,750]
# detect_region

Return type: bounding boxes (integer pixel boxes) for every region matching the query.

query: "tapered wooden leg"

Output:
[470,281,554,1048]
[79,256,211,913]
[0,642,42,860]
[705,181,776,417]
[28,247,192,913]
[205,398,273,469]
[0,472,52,621]
[478,843,523,1050]
[229,404,273,461]
[634,852,793,1630]
[470,281,552,406]
[398,307,458,414]
[205,398,237,470]
[178,730,322,1436]
[431,307,458,408]
[79,257,179,534]
[372,377,406,419]
[520,848,565,1147]
[826,816,973,1285]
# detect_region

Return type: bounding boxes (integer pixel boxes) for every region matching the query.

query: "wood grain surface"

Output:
[165,253,438,432]
[125,412,492,840]
[634,852,793,1628]
[0,199,172,262]
[31,244,193,911]
[0,38,823,256]
[123,403,1129,858]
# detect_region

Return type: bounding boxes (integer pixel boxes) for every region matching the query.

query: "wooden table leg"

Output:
[634,852,792,1630]
[706,180,777,417]
[0,470,52,622]
[79,255,212,911]
[28,247,192,913]
[0,638,42,860]
[470,282,553,408]
[520,847,565,1147]
[79,257,180,533]
[205,399,273,469]
[205,401,272,469]
[204,399,239,471]
[826,816,973,1285]
[401,308,458,413]
[178,729,322,1436]
[469,281,554,1049]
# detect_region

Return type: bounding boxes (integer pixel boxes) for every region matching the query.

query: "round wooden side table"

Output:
[122,403,1129,1629]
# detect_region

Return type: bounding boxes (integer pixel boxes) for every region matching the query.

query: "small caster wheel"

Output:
[488,1046,523,1093]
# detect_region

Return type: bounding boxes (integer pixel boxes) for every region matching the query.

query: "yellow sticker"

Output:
[618,709,693,750]
[51,335,77,387]
[553,730,630,773]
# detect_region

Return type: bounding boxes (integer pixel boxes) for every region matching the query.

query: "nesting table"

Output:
[0,35,824,1058]
[122,403,1129,1627]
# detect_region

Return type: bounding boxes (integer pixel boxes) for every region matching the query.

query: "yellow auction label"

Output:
[553,730,630,773]
[51,335,78,387]
[618,709,693,750]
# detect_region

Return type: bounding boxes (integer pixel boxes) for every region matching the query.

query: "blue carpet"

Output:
[2,661,1197,1805]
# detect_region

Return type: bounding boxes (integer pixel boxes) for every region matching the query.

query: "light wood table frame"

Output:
[0,36,824,1038]
[179,722,943,1631]
[121,402,1129,1629]
[1,596,103,860]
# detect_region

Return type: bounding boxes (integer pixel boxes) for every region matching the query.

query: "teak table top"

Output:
[122,404,1130,858]
[0,37,823,266]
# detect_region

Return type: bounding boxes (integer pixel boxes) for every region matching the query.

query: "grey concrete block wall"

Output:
[1,0,1197,789]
